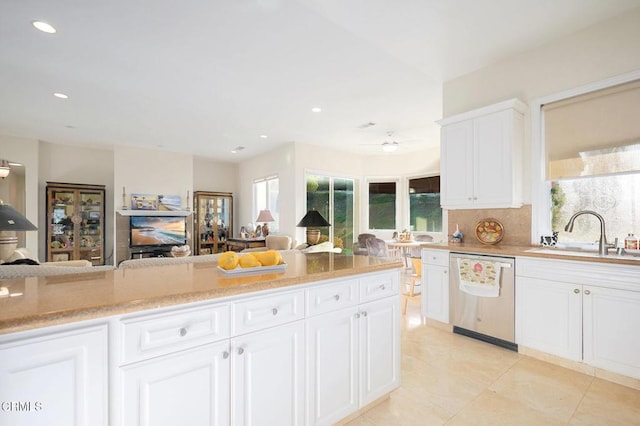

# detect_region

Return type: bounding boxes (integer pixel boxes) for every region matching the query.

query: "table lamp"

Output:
[296,209,330,245]
[256,209,275,237]
[0,199,38,262]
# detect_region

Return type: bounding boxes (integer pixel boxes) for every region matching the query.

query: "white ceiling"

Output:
[1,0,639,162]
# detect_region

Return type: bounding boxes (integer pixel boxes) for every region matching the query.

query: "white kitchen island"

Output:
[0,251,402,426]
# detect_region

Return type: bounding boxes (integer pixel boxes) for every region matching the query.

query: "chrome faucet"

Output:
[564,210,616,256]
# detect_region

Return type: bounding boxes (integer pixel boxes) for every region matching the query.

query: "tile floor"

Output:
[346,293,640,425]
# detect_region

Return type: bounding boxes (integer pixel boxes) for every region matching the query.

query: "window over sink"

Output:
[535,75,640,246]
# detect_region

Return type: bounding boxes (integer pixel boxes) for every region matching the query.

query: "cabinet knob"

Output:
[223,351,229,359]
[584,290,591,295]
[272,308,278,315]
[355,313,361,319]
[237,347,244,355]
[473,197,478,200]
[443,270,447,274]
[468,197,472,201]
[379,284,386,290]
[334,294,340,301]
[362,311,368,317]
[179,327,188,337]
[574,289,580,294]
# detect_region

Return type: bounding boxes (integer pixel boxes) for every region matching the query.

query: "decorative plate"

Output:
[217,262,286,275]
[474,218,504,245]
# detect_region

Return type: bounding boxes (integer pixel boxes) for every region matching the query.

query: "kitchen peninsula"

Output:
[0,252,403,426]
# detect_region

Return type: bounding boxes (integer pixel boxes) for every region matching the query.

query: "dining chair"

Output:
[366,237,388,257]
[402,257,422,314]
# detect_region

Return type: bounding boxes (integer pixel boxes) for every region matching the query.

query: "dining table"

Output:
[384,240,424,268]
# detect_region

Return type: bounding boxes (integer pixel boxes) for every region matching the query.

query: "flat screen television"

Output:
[130,216,187,247]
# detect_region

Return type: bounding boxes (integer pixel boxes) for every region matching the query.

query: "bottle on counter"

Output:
[624,233,639,250]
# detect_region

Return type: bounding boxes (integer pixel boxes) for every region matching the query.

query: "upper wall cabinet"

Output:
[439,99,526,210]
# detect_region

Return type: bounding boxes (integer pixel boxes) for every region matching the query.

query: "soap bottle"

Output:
[624,233,639,250]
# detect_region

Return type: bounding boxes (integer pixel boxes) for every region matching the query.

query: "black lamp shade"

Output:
[296,210,331,227]
[0,201,38,231]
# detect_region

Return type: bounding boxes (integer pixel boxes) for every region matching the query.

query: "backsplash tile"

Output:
[448,205,532,246]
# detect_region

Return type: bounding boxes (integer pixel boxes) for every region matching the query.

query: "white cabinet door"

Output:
[306,306,359,426]
[583,286,640,379]
[358,296,400,406]
[0,325,107,426]
[440,120,474,208]
[423,264,449,323]
[232,321,305,426]
[473,110,513,206]
[121,340,230,426]
[515,277,582,360]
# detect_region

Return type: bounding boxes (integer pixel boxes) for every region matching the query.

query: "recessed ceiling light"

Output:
[53,92,69,99]
[311,107,322,113]
[32,21,57,34]
[260,135,268,139]
[382,142,398,153]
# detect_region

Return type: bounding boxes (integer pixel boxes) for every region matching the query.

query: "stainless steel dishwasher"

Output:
[450,252,516,351]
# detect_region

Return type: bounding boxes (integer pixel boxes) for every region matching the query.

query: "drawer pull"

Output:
[379,284,386,290]
[272,308,278,316]
[179,327,188,337]
[223,351,229,359]
[574,289,580,294]
[334,294,340,301]
[237,347,244,355]
[584,290,591,295]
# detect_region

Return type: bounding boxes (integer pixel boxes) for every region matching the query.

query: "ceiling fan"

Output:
[359,131,422,153]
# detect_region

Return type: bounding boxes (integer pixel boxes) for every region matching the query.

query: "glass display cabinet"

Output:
[193,191,233,255]
[46,182,106,265]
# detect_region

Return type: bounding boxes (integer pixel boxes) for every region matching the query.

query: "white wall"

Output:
[442,7,640,206]
[193,156,238,194]
[114,145,193,210]
[0,134,40,254]
[237,142,296,239]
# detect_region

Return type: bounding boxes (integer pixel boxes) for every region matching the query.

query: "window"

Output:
[541,78,640,245]
[253,175,279,233]
[408,176,442,232]
[306,173,354,250]
[368,181,396,230]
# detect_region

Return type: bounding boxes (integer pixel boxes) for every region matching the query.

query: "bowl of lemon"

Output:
[217,250,286,274]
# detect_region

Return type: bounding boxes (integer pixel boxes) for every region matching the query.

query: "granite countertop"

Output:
[0,252,402,335]
[419,242,640,266]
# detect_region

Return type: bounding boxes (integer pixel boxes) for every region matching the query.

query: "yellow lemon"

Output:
[218,251,239,270]
[258,250,281,267]
[239,253,261,268]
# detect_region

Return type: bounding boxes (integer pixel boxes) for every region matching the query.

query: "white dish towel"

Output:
[457,258,507,298]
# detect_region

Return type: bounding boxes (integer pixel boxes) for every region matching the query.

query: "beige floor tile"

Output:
[447,390,566,426]
[359,386,452,426]
[488,357,593,422]
[569,378,640,425]
[346,280,640,425]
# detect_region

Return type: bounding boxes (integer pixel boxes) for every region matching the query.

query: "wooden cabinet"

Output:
[46,182,105,265]
[439,99,526,209]
[306,273,400,426]
[0,324,108,426]
[421,249,450,323]
[516,257,640,379]
[193,191,232,255]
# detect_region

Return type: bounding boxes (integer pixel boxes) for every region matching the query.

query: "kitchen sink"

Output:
[525,247,640,261]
